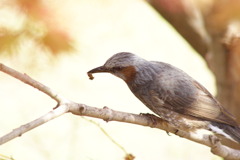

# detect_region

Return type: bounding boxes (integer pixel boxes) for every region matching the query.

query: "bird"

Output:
[87,52,240,143]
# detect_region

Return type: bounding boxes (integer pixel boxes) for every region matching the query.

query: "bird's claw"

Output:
[140,113,159,126]
[166,131,171,136]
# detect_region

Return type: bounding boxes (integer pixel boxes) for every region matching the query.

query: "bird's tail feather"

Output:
[209,122,240,143]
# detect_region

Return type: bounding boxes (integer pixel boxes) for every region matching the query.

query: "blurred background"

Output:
[1,0,236,159]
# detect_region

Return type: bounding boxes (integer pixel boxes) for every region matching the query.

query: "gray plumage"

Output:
[88,52,240,143]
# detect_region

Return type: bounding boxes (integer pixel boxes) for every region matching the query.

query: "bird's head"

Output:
[88,52,143,82]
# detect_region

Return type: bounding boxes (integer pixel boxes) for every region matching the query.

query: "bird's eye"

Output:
[112,67,123,72]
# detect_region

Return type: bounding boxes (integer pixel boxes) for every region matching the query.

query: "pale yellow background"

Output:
[0,0,220,160]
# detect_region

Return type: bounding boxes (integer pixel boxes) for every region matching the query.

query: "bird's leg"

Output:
[166,129,179,136]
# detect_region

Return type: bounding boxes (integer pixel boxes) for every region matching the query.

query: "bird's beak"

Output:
[88,66,110,73]
[87,66,110,80]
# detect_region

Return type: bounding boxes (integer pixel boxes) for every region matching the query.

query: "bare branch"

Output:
[70,103,240,159]
[0,63,240,159]
[0,63,66,103]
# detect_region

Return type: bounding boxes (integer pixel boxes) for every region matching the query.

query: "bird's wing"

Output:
[159,79,238,127]
[149,61,239,127]
[193,81,237,125]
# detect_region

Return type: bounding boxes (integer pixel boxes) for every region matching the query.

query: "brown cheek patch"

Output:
[121,66,137,82]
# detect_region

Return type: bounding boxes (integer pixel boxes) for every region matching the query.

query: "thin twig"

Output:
[82,117,129,154]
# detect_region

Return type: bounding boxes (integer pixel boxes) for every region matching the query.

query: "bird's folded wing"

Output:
[160,80,238,127]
